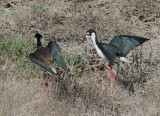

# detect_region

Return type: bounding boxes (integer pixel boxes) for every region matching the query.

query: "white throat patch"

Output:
[90,33,107,60]
[90,33,96,44]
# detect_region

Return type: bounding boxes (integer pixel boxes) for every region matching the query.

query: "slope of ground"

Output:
[0,0,160,116]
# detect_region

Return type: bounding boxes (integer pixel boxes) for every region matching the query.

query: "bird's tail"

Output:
[51,66,57,73]
[120,57,131,63]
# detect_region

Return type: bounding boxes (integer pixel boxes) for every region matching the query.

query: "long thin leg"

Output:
[105,64,116,93]
[105,67,112,85]
[110,68,115,93]
[47,77,50,106]
[39,71,44,106]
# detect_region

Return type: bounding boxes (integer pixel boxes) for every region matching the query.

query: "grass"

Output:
[0,34,88,76]
[0,0,160,116]
[38,5,50,16]
[0,2,14,18]
[0,34,39,79]
[65,53,86,66]
[32,0,50,16]
[65,53,87,74]
[0,34,35,68]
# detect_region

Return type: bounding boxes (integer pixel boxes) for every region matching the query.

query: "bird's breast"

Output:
[91,37,108,61]
[94,43,107,60]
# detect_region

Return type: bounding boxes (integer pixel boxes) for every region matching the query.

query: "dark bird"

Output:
[29,33,68,105]
[83,29,149,91]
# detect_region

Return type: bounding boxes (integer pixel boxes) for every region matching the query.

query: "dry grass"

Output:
[0,0,160,116]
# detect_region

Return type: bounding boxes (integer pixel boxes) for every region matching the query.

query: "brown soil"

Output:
[0,0,160,116]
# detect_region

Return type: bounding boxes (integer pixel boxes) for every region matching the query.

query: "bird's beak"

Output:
[86,35,90,39]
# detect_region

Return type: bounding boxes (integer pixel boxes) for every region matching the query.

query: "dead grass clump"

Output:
[0,0,160,115]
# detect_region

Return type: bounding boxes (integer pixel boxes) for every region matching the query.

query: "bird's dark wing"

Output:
[108,35,149,56]
[29,53,54,74]
[98,43,119,64]
[47,41,68,72]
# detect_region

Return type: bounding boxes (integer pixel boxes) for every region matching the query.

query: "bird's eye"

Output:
[86,32,90,35]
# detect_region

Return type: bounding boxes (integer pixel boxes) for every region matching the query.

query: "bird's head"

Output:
[35,33,42,42]
[79,29,97,45]
[86,29,96,39]
[35,33,43,47]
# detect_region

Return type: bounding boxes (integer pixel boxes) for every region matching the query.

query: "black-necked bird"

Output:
[84,29,149,91]
[29,33,68,105]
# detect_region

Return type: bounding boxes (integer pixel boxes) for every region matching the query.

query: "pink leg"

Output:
[47,77,50,106]
[105,67,112,85]
[39,71,44,106]
[110,68,116,93]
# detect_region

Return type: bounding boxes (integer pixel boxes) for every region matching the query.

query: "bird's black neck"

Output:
[94,34,99,45]
[37,38,42,48]
[95,37,99,44]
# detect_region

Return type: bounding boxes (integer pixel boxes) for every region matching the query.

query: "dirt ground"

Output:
[0,0,160,116]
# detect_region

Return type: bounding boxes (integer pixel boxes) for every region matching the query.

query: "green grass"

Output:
[0,35,88,77]
[0,2,15,18]
[65,53,87,74]
[0,34,35,70]
[65,53,85,66]
[33,0,50,16]
[38,5,50,16]
[65,53,80,66]
[52,52,87,74]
